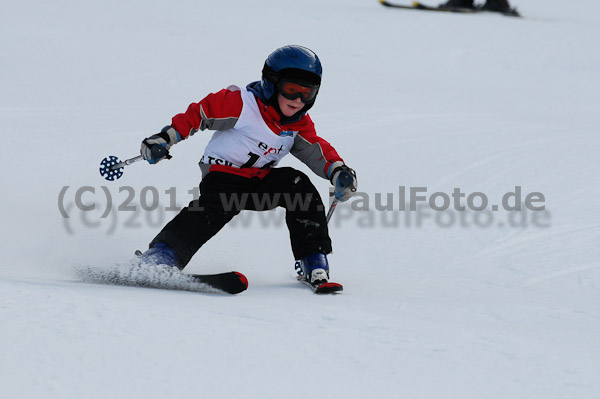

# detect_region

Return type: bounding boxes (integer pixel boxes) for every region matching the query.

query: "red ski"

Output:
[297,276,343,294]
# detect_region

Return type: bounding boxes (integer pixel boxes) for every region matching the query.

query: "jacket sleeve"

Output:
[290,115,345,180]
[171,86,243,138]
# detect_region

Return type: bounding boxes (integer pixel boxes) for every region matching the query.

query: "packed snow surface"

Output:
[1,0,599,398]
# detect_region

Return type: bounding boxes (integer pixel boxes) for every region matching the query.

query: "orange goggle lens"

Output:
[278,80,319,103]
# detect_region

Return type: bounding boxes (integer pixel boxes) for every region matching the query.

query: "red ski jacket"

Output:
[170,86,344,180]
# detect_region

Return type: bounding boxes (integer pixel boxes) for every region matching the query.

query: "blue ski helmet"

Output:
[260,45,322,112]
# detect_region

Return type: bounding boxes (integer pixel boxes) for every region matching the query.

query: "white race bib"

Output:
[200,87,296,169]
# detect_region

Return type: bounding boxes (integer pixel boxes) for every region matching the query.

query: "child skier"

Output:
[137,45,357,287]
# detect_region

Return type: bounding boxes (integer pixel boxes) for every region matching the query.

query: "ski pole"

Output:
[326,169,356,224]
[110,155,144,170]
[326,197,340,224]
[99,145,169,181]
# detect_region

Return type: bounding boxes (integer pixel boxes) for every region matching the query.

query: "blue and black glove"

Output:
[329,164,357,202]
[140,126,181,164]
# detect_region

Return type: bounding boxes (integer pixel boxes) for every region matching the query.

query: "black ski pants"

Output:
[150,167,332,268]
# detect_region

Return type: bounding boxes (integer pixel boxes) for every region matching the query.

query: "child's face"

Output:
[277,94,304,117]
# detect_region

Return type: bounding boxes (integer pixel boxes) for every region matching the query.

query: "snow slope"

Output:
[1,0,599,398]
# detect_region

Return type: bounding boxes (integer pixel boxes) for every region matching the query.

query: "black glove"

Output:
[140,126,180,164]
[330,165,357,202]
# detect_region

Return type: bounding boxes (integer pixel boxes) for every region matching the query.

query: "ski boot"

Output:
[136,242,181,270]
[438,0,474,9]
[296,253,330,286]
[481,0,511,12]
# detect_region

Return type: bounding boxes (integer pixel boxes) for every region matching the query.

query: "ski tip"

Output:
[190,271,248,294]
[220,271,248,294]
[234,272,249,290]
[315,282,344,294]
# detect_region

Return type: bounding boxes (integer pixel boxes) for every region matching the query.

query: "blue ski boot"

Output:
[136,242,181,269]
[296,253,329,286]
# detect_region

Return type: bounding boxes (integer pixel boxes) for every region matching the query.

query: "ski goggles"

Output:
[278,79,319,103]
